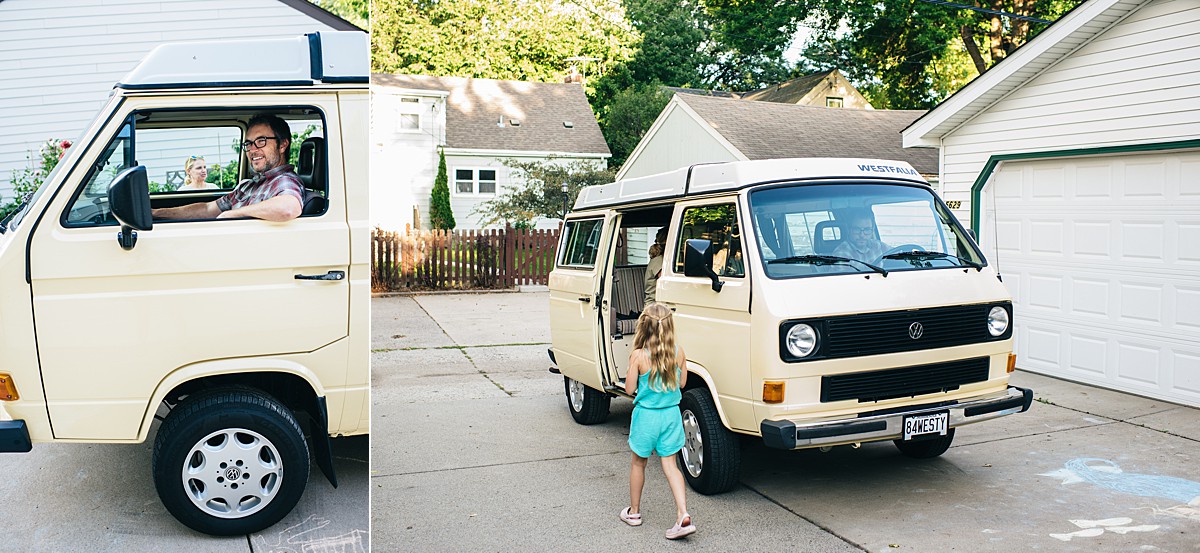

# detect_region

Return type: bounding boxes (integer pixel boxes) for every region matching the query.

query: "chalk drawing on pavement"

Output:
[1049,518,1159,542]
[1040,458,1200,504]
[253,514,368,553]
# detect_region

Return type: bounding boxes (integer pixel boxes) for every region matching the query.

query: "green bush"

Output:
[430,148,455,230]
[2,138,71,219]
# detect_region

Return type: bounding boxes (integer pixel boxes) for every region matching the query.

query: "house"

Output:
[371,74,611,230]
[739,69,873,109]
[902,0,1200,407]
[0,0,361,202]
[617,92,935,182]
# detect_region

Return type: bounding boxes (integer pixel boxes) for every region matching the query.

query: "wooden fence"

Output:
[372,225,560,292]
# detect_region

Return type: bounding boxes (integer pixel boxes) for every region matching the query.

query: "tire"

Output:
[564,376,610,425]
[152,388,310,536]
[677,387,740,495]
[893,428,955,459]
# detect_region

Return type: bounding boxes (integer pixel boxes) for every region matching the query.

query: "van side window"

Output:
[674,203,744,278]
[62,107,327,227]
[558,218,603,268]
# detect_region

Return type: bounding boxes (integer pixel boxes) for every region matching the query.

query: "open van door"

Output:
[548,212,617,422]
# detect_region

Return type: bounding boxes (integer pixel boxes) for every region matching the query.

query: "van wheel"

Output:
[152,388,310,536]
[678,388,740,494]
[564,376,610,424]
[893,428,955,459]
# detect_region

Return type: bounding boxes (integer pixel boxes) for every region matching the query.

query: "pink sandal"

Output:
[620,506,643,527]
[665,513,696,539]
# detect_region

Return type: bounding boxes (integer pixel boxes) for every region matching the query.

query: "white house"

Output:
[618,93,937,182]
[371,74,611,230]
[902,0,1200,407]
[0,0,360,201]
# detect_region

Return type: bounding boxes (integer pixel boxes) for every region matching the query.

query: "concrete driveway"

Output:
[0,423,368,551]
[372,292,1200,552]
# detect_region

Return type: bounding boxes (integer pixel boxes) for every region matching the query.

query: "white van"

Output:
[548,158,1032,494]
[0,33,369,535]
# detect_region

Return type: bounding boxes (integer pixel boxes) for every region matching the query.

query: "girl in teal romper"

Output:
[619,303,696,540]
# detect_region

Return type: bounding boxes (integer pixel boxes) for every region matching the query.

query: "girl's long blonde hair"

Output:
[633,302,678,391]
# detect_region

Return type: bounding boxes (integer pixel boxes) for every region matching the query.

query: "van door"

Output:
[28,99,350,440]
[657,199,755,431]
[548,212,616,391]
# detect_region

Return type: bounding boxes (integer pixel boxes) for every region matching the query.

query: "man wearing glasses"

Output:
[832,211,888,262]
[152,114,304,222]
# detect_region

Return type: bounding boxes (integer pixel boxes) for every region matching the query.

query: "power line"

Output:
[916,0,1053,24]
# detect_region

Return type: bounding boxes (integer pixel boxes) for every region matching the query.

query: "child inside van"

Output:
[620,303,695,539]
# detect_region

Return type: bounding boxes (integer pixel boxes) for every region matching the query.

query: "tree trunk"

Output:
[961,25,987,73]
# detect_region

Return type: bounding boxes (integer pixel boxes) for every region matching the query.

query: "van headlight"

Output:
[987,306,1010,337]
[784,323,818,358]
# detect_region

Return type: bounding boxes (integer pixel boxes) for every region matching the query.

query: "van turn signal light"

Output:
[0,373,18,401]
[1007,354,1017,374]
[763,381,784,404]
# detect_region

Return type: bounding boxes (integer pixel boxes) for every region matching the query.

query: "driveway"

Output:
[372,292,1199,552]
[0,421,368,551]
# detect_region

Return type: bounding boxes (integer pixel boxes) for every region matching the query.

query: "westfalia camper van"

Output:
[548,158,1032,494]
[0,33,369,535]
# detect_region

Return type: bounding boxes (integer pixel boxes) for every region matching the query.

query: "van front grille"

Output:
[820,303,1007,359]
[820,357,991,403]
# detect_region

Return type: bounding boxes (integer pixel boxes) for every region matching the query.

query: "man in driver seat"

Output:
[832,211,888,262]
[152,113,303,222]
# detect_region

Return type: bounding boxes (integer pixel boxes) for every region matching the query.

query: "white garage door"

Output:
[980,150,1200,407]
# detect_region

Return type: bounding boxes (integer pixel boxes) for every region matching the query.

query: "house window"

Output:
[453,168,498,195]
[826,97,844,108]
[397,113,420,130]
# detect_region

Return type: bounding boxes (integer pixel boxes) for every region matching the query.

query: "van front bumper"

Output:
[760,386,1033,450]
[0,420,32,452]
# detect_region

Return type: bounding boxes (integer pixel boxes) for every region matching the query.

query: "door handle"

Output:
[578,296,591,303]
[295,270,345,281]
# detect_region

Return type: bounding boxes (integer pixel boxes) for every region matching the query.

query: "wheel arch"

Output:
[680,360,734,431]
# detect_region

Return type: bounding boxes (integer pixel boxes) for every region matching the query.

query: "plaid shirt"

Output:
[216,164,304,212]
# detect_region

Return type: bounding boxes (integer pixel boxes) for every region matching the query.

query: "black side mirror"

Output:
[108,166,152,250]
[966,228,977,241]
[683,239,723,292]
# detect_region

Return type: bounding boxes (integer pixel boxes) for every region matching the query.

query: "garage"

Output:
[902,0,1200,406]
[983,151,1200,406]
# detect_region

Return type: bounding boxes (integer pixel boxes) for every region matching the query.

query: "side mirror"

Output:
[108,166,152,250]
[683,239,723,292]
[966,228,977,241]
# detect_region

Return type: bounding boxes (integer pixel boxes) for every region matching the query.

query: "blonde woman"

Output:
[178,156,218,190]
[620,302,695,539]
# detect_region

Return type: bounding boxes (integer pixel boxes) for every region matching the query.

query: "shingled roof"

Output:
[739,70,834,103]
[372,74,610,156]
[676,93,938,175]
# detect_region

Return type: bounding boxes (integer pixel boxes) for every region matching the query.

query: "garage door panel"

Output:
[988,150,1200,407]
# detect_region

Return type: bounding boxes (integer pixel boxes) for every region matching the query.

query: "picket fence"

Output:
[372,225,560,292]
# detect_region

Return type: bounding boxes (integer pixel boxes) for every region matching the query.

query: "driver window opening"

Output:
[62,107,328,227]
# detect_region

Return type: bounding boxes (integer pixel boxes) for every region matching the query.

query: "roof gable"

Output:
[676,94,938,174]
[373,74,611,156]
[903,0,1148,146]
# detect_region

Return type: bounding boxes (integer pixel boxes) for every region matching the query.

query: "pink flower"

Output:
[60,140,72,149]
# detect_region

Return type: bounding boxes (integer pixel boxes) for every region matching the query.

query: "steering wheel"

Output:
[873,244,927,265]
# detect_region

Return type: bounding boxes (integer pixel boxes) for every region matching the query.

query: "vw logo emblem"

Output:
[908,322,924,340]
[225,467,242,480]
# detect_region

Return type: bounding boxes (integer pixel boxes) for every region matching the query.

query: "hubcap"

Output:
[181,428,283,519]
[680,409,703,478]
[568,378,585,412]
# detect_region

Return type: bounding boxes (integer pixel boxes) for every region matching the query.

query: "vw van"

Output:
[0,33,369,535]
[548,158,1032,494]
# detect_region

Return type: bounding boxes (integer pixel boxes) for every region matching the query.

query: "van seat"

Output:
[612,265,646,335]
[814,220,842,255]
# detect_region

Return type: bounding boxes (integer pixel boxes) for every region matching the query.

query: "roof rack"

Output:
[118,31,368,90]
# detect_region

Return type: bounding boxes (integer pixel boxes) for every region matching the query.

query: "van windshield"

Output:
[748,182,985,279]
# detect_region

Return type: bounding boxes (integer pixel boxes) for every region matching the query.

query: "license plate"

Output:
[903,411,948,440]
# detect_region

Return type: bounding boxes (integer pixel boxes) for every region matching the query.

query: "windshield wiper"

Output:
[768,255,888,277]
[882,250,982,270]
[0,193,32,234]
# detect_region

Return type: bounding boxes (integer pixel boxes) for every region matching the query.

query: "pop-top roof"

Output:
[118,31,368,90]
[574,158,927,211]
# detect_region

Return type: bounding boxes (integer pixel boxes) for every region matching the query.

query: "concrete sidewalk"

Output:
[371,292,1199,552]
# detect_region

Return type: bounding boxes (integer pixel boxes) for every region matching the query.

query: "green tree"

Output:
[472,159,616,228]
[306,0,368,30]
[598,82,673,167]
[800,0,1081,109]
[430,149,455,230]
[371,0,638,88]
[700,0,811,91]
